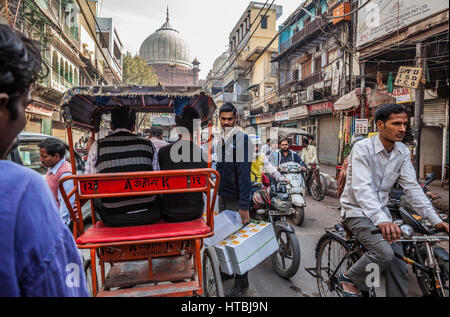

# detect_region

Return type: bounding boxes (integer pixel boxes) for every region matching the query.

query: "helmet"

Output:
[252,187,271,210]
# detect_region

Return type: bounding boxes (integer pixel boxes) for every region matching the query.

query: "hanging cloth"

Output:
[387,72,394,93]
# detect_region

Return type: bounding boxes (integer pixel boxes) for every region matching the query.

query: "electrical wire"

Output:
[209,0,270,85]
[211,0,275,88]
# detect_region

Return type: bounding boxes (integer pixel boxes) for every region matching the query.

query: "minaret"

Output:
[192,57,200,86]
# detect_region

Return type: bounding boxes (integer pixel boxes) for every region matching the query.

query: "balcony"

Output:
[215,92,251,104]
[300,71,322,87]
[250,89,279,109]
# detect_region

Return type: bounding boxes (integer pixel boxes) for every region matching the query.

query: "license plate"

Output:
[269,210,292,216]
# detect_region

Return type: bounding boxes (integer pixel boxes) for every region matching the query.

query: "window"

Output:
[261,15,268,29]
[314,57,321,74]
[304,16,311,27]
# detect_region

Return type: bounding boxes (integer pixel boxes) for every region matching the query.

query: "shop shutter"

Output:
[423,99,447,127]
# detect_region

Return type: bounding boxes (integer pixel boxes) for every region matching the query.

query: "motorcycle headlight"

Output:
[400,224,414,239]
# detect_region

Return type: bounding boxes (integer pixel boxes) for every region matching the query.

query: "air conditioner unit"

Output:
[307,88,314,102]
[243,111,250,117]
[300,91,307,103]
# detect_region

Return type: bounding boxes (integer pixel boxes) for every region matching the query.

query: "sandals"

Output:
[339,273,362,297]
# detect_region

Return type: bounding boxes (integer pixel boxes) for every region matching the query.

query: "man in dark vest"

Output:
[158,107,207,222]
[85,106,160,227]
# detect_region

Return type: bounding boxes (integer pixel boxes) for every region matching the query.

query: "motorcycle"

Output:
[388,174,449,296]
[251,181,301,278]
[279,162,307,226]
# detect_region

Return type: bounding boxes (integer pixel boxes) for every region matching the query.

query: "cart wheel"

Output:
[202,247,224,297]
[84,259,97,297]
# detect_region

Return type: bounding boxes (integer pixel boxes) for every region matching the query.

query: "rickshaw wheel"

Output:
[202,247,224,297]
[84,259,97,297]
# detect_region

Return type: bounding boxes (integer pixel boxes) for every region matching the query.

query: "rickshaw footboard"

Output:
[104,256,195,289]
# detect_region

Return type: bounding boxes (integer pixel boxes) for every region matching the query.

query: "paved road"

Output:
[82,192,446,297]
[225,194,442,297]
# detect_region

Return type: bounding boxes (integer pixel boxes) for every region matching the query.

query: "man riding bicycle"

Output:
[339,103,449,297]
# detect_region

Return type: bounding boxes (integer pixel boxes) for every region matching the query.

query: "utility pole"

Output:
[413,42,425,178]
[360,61,366,118]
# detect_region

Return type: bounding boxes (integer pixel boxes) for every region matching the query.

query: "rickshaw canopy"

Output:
[60,85,217,132]
[277,127,312,140]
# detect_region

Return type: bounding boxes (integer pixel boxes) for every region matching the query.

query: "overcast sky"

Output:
[100,0,303,80]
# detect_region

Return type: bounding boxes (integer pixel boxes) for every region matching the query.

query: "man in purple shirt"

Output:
[0,24,88,296]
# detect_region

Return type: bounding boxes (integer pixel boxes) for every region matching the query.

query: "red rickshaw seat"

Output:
[76,218,211,245]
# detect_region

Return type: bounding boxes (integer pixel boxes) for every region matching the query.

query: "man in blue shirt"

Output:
[272,138,307,169]
[0,24,88,296]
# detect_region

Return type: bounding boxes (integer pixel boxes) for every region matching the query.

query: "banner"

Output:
[356,0,448,47]
[275,110,289,122]
[308,101,333,115]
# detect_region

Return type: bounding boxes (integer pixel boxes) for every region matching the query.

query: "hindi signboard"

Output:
[356,0,448,47]
[394,66,423,89]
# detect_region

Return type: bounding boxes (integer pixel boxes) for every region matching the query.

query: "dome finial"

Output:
[166,6,169,22]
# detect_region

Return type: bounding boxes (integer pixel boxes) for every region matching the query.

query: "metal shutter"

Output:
[423,99,447,127]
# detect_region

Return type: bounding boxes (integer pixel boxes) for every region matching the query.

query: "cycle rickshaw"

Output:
[58,85,223,297]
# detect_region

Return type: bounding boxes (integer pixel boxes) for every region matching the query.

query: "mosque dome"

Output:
[212,50,229,77]
[139,9,192,68]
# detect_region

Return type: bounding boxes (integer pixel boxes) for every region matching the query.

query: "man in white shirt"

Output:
[148,126,169,152]
[339,103,448,297]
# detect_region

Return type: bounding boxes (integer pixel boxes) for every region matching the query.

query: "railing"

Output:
[280,12,332,53]
[300,72,322,87]
[44,0,80,48]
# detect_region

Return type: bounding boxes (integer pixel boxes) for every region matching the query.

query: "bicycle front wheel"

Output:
[315,235,355,297]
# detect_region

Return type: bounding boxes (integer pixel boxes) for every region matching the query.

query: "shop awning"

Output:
[333,88,396,111]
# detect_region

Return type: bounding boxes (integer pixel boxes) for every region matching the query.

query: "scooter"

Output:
[279,162,307,226]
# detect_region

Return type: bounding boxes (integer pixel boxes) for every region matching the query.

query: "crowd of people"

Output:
[0,24,448,298]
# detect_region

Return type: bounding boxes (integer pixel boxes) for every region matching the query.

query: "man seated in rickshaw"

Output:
[85,106,161,227]
[158,107,207,222]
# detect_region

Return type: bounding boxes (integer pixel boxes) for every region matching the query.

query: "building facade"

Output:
[270,0,354,164]
[354,0,449,180]
[1,0,123,143]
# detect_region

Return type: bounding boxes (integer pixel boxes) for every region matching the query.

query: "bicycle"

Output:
[306,206,449,297]
[306,163,327,201]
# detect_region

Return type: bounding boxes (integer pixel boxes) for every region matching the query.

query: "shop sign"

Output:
[288,105,308,119]
[308,101,333,115]
[26,104,53,117]
[275,110,289,122]
[388,88,415,104]
[355,119,369,135]
[255,113,273,124]
[356,0,448,47]
[394,66,423,89]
